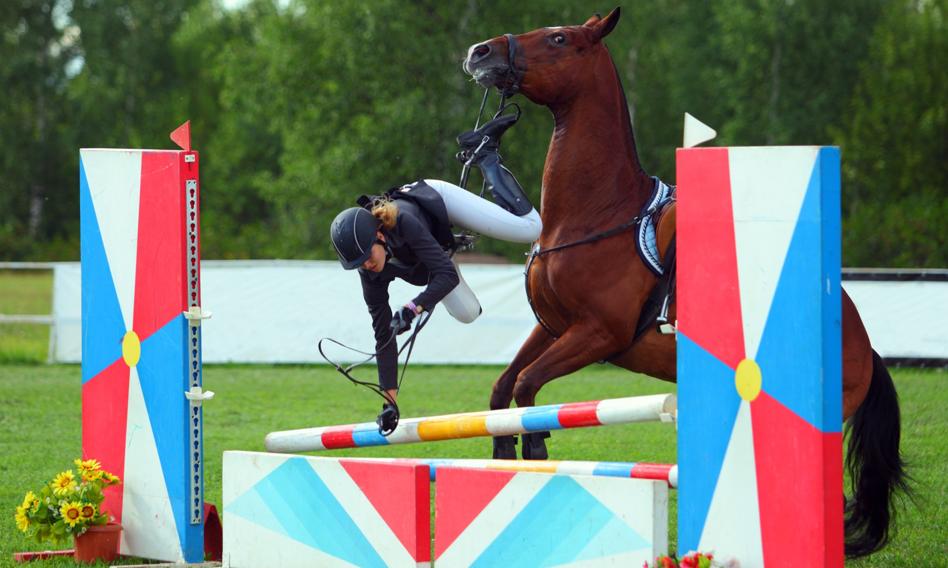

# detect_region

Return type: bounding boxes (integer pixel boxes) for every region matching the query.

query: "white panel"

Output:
[437,473,546,566]
[51,261,948,363]
[80,150,142,331]
[222,451,291,504]
[729,147,818,359]
[698,402,764,567]
[120,367,182,562]
[574,476,668,556]
[224,514,359,568]
[845,280,948,358]
[51,263,82,362]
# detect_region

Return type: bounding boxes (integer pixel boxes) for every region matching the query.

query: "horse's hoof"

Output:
[521,431,551,460]
[492,435,518,459]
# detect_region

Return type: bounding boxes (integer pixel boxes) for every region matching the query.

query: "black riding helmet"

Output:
[330,207,379,270]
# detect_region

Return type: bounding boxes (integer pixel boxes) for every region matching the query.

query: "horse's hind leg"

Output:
[513,325,619,460]
[490,324,555,458]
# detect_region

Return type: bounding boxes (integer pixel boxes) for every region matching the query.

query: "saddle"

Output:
[634,192,677,338]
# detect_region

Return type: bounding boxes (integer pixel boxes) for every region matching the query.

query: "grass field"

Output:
[0,270,945,566]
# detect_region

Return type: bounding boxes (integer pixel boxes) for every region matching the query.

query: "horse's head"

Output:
[463,8,621,106]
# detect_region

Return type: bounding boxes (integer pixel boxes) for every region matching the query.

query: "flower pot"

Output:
[74,523,122,564]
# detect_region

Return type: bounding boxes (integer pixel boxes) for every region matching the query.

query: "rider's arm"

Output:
[360,272,398,391]
[398,212,460,311]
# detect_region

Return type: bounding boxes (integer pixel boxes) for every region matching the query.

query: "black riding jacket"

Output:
[358,182,459,390]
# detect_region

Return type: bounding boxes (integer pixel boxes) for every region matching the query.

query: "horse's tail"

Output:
[844,349,911,557]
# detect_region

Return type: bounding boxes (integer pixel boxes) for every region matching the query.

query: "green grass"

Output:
[0,270,52,364]
[0,270,944,565]
[0,363,944,567]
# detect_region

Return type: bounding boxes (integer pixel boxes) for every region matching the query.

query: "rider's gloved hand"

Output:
[377,402,399,436]
[390,304,417,335]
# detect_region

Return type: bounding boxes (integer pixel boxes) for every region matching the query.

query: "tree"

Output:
[0,0,79,259]
[835,0,947,266]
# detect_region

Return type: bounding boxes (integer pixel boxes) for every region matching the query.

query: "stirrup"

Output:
[376,403,399,436]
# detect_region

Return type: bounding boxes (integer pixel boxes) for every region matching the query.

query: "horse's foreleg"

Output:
[513,324,619,460]
[490,323,555,411]
[490,323,555,459]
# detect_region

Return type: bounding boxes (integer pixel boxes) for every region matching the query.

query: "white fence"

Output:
[4,261,947,365]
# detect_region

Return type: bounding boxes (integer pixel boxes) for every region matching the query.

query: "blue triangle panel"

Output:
[137,314,203,561]
[677,333,742,554]
[471,476,649,566]
[756,149,841,432]
[227,457,386,567]
[79,158,125,384]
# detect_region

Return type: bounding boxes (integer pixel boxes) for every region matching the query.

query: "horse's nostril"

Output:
[472,44,491,61]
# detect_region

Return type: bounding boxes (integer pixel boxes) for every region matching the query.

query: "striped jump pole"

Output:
[264,393,676,453]
[332,457,678,487]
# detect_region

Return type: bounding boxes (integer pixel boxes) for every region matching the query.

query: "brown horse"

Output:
[463,8,907,558]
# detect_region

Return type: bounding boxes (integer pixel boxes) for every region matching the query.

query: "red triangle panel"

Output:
[340,460,431,562]
[82,358,130,523]
[134,152,187,341]
[677,148,745,369]
[434,467,516,559]
[751,392,844,567]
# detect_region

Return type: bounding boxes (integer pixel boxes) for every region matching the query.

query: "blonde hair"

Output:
[371,196,399,230]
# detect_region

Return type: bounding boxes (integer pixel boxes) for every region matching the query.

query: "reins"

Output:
[318,310,432,433]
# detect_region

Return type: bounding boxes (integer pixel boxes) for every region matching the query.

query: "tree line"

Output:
[1,0,944,266]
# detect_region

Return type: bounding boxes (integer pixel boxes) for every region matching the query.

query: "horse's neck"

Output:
[540,63,652,233]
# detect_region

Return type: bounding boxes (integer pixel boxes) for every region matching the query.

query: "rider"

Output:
[330,173,540,433]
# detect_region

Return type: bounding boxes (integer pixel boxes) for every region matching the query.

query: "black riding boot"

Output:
[492,435,518,459]
[521,431,551,460]
[457,113,534,216]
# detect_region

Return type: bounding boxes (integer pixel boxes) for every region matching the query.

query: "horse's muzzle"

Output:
[464,42,511,89]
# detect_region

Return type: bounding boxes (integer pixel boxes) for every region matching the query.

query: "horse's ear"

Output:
[583,13,601,27]
[591,7,620,41]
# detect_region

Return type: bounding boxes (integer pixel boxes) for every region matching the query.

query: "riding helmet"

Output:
[330,207,379,269]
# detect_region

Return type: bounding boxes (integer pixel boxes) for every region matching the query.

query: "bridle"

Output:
[501,33,524,98]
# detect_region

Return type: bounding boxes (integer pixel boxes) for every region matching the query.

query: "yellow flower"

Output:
[80,504,97,521]
[15,505,30,532]
[74,458,101,473]
[51,470,77,497]
[59,502,83,527]
[101,472,121,485]
[81,468,104,482]
[21,491,36,509]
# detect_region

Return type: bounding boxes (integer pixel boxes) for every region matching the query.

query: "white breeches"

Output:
[424,179,542,324]
[424,179,542,243]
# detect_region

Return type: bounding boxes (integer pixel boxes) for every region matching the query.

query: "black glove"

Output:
[390,306,416,335]
[376,402,399,436]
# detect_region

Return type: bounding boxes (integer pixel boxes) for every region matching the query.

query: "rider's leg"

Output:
[425,179,541,243]
[441,261,482,323]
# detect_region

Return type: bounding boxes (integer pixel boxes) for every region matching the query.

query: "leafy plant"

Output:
[14,458,120,544]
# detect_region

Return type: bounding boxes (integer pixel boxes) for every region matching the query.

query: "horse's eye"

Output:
[550,33,567,46]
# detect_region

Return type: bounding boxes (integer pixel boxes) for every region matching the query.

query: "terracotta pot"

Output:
[74,522,122,564]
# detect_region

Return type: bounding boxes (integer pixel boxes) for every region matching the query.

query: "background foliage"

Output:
[1,0,944,266]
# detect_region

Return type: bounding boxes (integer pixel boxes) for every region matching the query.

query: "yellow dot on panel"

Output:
[122,331,141,367]
[735,358,762,401]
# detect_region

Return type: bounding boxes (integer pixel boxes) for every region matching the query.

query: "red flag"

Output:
[170,120,191,151]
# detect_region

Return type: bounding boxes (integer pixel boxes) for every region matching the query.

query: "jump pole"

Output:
[326,457,678,486]
[264,393,676,453]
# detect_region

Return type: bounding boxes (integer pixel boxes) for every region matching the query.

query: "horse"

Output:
[462,7,907,558]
